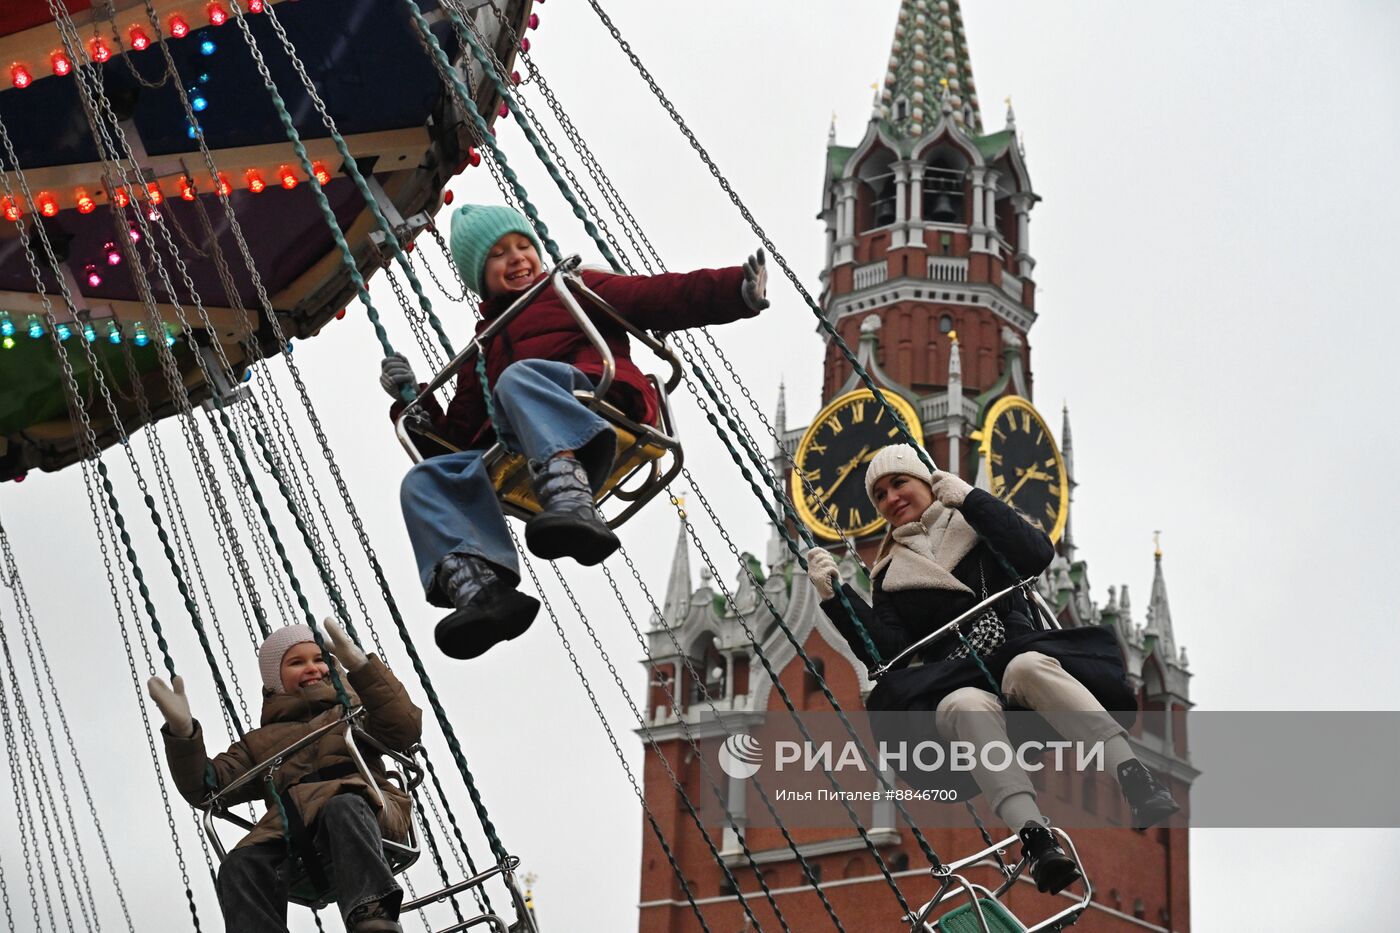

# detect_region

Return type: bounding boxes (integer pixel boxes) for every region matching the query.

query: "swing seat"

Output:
[395,255,685,529]
[936,899,1027,933]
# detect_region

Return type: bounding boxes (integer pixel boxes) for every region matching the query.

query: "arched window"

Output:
[855,147,897,233]
[921,146,969,224]
[690,633,727,704]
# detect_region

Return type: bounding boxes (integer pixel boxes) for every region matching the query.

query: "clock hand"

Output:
[1003,471,1035,502]
[823,445,871,500]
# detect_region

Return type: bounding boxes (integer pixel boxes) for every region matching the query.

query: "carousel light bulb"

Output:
[191,90,208,110]
[519,37,530,52]
[82,322,96,342]
[278,164,297,189]
[248,0,265,11]
[146,181,164,205]
[128,224,142,243]
[0,314,13,337]
[246,169,266,193]
[50,50,71,76]
[111,187,130,208]
[128,26,152,51]
[2,197,21,222]
[85,265,102,288]
[90,37,112,62]
[207,2,229,26]
[105,241,122,265]
[311,161,331,185]
[179,176,196,200]
[133,323,150,347]
[1,337,13,350]
[169,15,191,38]
[164,324,177,347]
[26,315,44,339]
[11,63,32,89]
[528,13,539,29]
[75,188,96,214]
[107,321,122,344]
[36,192,58,217]
[199,39,217,56]
[215,172,231,196]
[56,323,72,341]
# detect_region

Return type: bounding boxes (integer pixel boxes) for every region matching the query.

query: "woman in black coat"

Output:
[808,444,1177,896]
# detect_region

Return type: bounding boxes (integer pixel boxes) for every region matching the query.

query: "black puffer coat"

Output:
[820,489,1136,719]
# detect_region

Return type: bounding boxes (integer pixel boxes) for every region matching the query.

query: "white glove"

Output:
[741,248,769,312]
[322,617,368,671]
[379,353,416,399]
[147,675,194,738]
[929,471,974,507]
[806,547,841,600]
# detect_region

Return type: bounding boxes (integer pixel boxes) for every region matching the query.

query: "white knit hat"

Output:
[864,443,935,504]
[258,624,317,694]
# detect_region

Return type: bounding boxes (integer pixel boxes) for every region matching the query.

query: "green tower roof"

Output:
[877,0,982,139]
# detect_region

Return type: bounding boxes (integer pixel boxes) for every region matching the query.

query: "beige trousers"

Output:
[934,651,1128,811]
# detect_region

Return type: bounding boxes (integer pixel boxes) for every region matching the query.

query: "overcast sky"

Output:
[1,1,1397,931]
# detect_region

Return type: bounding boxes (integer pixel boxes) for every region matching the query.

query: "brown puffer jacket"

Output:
[162,656,422,851]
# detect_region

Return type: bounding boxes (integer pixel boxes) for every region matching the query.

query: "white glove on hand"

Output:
[322,617,368,672]
[147,675,194,738]
[806,547,841,600]
[741,248,769,312]
[929,471,974,508]
[379,353,416,400]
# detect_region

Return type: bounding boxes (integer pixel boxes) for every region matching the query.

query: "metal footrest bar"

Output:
[400,855,520,913]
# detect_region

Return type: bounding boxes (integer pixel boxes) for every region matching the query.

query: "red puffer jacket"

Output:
[394,265,754,452]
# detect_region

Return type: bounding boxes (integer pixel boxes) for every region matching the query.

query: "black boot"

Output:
[1117,759,1180,830]
[1017,821,1081,895]
[524,455,619,565]
[347,901,402,933]
[433,555,539,660]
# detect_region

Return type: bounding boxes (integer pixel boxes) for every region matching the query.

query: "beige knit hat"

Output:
[258,624,317,694]
[864,443,935,504]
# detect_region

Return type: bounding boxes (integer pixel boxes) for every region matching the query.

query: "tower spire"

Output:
[878,0,982,139]
[1061,402,1077,559]
[1145,533,1177,660]
[658,513,692,627]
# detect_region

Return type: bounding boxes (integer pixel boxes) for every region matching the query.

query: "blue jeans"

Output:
[215,794,401,931]
[400,359,614,604]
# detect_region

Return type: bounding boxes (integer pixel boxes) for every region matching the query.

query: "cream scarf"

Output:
[870,502,979,594]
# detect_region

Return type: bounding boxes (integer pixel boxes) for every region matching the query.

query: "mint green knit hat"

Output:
[448,204,544,297]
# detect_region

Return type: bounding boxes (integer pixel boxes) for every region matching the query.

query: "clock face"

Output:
[792,389,924,541]
[979,396,1069,542]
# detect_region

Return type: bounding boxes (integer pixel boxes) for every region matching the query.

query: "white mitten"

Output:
[929,471,973,507]
[805,547,841,600]
[147,675,194,738]
[322,618,369,671]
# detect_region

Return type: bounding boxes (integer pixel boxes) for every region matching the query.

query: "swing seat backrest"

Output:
[935,898,1028,933]
[395,256,684,528]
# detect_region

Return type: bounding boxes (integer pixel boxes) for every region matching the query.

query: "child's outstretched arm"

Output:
[580,248,768,332]
[325,618,424,752]
[148,676,259,806]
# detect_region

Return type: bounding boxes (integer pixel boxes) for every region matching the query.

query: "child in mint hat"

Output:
[383,204,768,660]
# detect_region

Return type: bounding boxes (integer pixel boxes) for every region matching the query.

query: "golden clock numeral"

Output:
[812,487,828,502]
[990,475,1007,496]
[1044,502,1057,522]
[824,416,844,436]
[874,405,885,424]
[1048,483,1060,496]
[810,442,828,455]
[990,452,1003,466]
[1020,411,1032,432]
[1036,429,1045,445]
[850,401,866,423]
[993,426,1007,441]
[848,507,862,527]
[804,467,823,482]
[887,426,900,438]
[1043,457,1056,468]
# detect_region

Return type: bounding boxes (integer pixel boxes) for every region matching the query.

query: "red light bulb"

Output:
[128,26,151,51]
[1,197,21,222]
[207,2,229,26]
[75,188,96,214]
[519,37,530,52]
[179,176,196,201]
[104,241,122,265]
[85,264,103,288]
[248,0,265,11]
[498,102,509,118]
[278,165,297,189]
[444,190,454,205]
[50,50,71,76]
[169,15,191,38]
[10,63,32,89]
[335,308,347,320]
[246,169,266,193]
[511,70,521,85]
[469,147,482,166]
[90,38,112,63]
[111,187,130,208]
[36,192,58,217]
[312,161,331,185]
[215,172,231,196]
[528,13,539,29]
[145,182,164,206]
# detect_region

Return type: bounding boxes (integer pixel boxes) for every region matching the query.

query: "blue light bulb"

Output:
[133,325,150,347]
[26,316,44,339]
[242,369,253,383]
[200,39,216,56]
[191,94,208,112]
[0,316,13,338]
[107,323,122,345]
[82,323,96,342]
[56,323,72,341]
